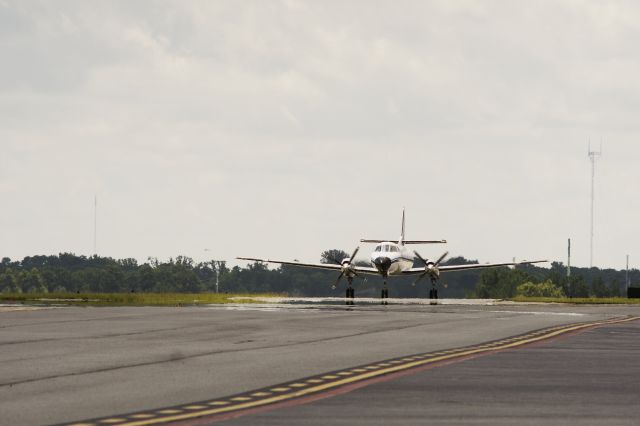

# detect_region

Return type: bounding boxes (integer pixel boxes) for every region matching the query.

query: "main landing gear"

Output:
[381,278,389,305]
[429,279,438,305]
[346,277,355,305]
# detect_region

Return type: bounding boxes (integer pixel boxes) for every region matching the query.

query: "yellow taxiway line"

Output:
[64,315,639,426]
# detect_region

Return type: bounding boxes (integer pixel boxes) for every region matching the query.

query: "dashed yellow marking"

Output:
[129,414,154,419]
[65,316,639,426]
[230,397,252,402]
[388,360,402,364]
[321,375,338,379]
[184,405,207,409]
[157,409,182,414]
[289,383,307,387]
[69,424,95,426]
[337,371,353,376]
[251,391,272,396]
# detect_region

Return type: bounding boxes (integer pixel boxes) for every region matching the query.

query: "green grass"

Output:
[509,296,640,304]
[0,292,284,306]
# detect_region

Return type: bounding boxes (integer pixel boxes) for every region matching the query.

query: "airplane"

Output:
[237,210,547,303]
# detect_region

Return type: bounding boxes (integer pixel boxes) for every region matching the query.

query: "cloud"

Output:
[1,0,639,268]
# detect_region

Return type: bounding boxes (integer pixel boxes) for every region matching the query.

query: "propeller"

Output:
[412,250,449,287]
[330,246,360,289]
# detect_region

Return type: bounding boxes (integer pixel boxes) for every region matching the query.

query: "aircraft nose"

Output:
[374,256,392,272]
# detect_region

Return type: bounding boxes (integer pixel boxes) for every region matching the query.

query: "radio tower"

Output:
[588,141,602,268]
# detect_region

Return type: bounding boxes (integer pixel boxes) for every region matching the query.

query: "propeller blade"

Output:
[413,250,428,266]
[412,272,427,287]
[332,271,344,289]
[349,246,360,263]
[434,251,449,267]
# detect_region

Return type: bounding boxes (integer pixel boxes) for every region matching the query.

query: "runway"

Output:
[0,299,638,425]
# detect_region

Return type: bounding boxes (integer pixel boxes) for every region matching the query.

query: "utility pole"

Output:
[204,249,223,293]
[215,262,220,293]
[626,255,630,290]
[567,238,571,298]
[588,141,602,268]
[93,195,97,256]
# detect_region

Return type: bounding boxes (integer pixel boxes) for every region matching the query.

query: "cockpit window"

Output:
[391,246,399,252]
[375,246,381,252]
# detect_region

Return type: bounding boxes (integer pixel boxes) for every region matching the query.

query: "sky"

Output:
[1,1,639,270]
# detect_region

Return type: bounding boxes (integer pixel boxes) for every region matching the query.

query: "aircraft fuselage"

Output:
[370,242,415,277]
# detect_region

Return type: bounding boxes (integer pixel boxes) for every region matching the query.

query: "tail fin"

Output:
[359,208,446,245]
[400,208,406,245]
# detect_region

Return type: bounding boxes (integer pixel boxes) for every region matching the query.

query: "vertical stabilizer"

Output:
[400,208,406,245]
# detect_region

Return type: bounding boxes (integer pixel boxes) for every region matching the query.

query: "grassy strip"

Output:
[510,296,640,304]
[0,292,284,306]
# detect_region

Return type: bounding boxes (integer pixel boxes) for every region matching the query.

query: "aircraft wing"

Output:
[402,259,548,275]
[236,257,380,275]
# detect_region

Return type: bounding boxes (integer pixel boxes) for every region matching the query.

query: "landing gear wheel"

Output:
[381,287,388,305]
[346,287,354,305]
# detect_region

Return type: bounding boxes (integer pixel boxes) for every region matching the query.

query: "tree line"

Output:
[0,252,637,298]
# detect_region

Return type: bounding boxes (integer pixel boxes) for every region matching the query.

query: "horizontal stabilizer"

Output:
[360,239,447,244]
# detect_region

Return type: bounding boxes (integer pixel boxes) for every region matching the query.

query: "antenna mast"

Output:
[588,141,602,268]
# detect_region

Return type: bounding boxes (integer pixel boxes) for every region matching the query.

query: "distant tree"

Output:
[475,267,529,298]
[320,249,350,264]
[591,276,608,297]
[570,275,589,298]
[17,268,47,293]
[609,278,622,297]
[0,269,19,293]
[517,280,565,298]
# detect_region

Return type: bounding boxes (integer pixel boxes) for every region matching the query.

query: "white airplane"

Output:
[237,210,547,302]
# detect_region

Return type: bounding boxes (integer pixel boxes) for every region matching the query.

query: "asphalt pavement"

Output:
[221,320,640,426]
[0,300,637,425]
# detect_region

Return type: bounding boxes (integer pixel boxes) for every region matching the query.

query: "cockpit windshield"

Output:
[374,246,381,252]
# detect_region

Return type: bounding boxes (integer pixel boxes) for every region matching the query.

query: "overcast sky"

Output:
[2,1,639,270]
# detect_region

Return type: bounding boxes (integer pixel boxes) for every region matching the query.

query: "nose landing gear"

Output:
[381,277,389,305]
